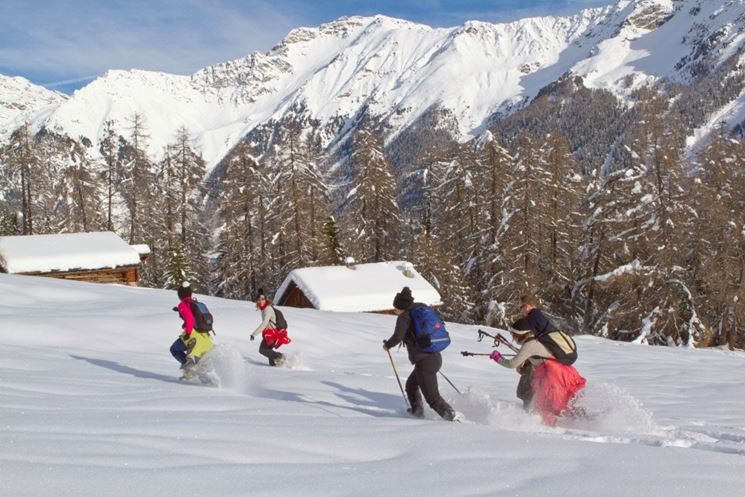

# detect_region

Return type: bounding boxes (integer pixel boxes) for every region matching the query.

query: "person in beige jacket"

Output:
[490,295,586,424]
[250,292,285,366]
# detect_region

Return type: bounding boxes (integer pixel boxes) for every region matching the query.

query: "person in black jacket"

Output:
[383,287,460,421]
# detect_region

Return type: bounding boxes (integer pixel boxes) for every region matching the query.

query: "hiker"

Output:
[383,286,460,421]
[170,281,214,379]
[489,295,585,426]
[249,290,289,366]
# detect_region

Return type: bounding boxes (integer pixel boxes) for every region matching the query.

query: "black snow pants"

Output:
[516,362,536,410]
[259,338,284,366]
[405,352,455,420]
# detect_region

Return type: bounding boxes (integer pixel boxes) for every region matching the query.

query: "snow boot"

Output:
[407,406,425,418]
[180,357,199,380]
[442,407,464,422]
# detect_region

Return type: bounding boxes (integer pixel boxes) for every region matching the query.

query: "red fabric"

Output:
[258,301,268,311]
[530,360,586,426]
[177,296,195,336]
[262,328,292,348]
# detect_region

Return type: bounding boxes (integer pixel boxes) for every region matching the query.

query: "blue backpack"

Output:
[410,306,451,353]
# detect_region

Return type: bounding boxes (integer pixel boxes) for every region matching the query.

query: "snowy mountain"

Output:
[2,272,745,496]
[0,74,66,138]
[2,0,745,169]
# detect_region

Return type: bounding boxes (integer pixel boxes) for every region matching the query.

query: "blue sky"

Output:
[1,0,613,94]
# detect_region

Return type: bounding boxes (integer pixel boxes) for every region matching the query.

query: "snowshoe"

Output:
[451,411,465,423]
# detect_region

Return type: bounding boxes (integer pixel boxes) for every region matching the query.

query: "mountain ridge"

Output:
[1,0,743,170]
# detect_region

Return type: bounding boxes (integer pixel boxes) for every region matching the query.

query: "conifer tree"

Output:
[491,134,548,303]
[414,147,481,321]
[59,136,104,233]
[214,143,271,299]
[541,133,584,313]
[692,127,745,349]
[321,216,345,264]
[273,127,331,268]
[1,123,38,234]
[575,162,655,337]
[99,120,119,231]
[582,89,700,344]
[0,206,20,236]
[121,113,154,244]
[164,242,196,290]
[343,127,403,262]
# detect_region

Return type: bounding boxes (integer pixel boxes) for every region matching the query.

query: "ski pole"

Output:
[460,351,516,358]
[460,351,492,357]
[385,345,410,409]
[477,329,519,353]
[438,370,462,396]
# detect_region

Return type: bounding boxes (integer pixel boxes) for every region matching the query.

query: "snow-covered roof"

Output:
[276,261,441,312]
[131,244,151,256]
[0,232,142,274]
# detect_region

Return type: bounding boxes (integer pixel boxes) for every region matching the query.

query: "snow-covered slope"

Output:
[2,273,745,496]
[0,74,66,137]
[3,0,745,167]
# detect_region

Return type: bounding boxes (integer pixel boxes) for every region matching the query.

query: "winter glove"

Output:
[490,350,502,362]
[250,335,255,341]
[382,340,389,351]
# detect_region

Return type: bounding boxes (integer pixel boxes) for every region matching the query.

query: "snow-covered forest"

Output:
[2,86,743,349]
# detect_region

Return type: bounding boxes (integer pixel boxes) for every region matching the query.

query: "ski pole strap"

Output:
[495,333,519,353]
[477,329,519,353]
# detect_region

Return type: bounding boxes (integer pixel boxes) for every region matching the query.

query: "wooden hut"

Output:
[274,261,441,314]
[0,232,147,285]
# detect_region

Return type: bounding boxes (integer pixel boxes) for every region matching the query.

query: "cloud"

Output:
[42,75,100,88]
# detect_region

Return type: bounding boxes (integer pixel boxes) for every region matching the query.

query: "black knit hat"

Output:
[177,281,192,300]
[393,286,414,310]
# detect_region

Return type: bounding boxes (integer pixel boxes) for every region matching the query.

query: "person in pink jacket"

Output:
[170,282,213,378]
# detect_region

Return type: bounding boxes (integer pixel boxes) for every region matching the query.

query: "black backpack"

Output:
[190,298,214,333]
[535,331,577,365]
[273,307,288,330]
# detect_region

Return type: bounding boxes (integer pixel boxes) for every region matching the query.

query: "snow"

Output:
[1,273,744,497]
[0,232,141,274]
[130,244,151,256]
[275,261,441,312]
[0,74,66,139]
[593,259,645,282]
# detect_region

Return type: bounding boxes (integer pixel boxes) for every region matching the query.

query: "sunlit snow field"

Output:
[1,273,744,497]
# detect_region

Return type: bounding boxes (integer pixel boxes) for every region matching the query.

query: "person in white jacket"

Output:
[250,292,285,366]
